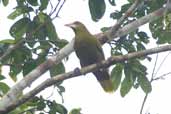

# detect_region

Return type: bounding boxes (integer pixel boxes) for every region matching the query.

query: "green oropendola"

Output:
[65,21,114,93]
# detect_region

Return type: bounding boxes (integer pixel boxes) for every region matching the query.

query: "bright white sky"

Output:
[0,0,171,114]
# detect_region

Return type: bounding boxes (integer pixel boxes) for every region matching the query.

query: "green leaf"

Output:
[39,0,49,11]
[50,62,65,77]
[111,64,123,91]
[25,21,37,47]
[0,82,10,94]
[121,3,131,13]
[88,0,106,21]
[10,17,31,40]
[2,0,9,6]
[101,27,111,32]
[0,75,5,80]
[57,85,65,102]
[37,99,46,110]
[27,0,38,6]
[137,31,149,44]
[37,12,47,23]
[58,85,65,93]
[23,59,37,76]
[138,75,152,93]
[9,46,31,81]
[11,46,31,64]
[147,0,165,12]
[9,65,22,82]
[8,6,33,20]
[0,39,15,44]
[45,17,58,40]
[120,76,133,97]
[108,0,115,6]
[52,39,68,49]
[110,11,122,19]
[33,25,47,41]
[137,32,147,38]
[69,108,81,114]
[136,42,146,51]
[149,18,171,44]
[26,97,40,107]
[158,31,171,44]
[131,60,147,76]
[127,0,134,3]
[36,12,59,41]
[48,101,67,114]
[120,65,134,97]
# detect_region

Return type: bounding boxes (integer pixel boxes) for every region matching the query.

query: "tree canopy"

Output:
[0,0,171,114]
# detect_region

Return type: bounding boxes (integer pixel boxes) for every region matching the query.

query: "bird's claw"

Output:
[74,67,82,76]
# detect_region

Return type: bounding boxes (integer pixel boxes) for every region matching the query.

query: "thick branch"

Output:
[1,44,171,113]
[104,0,141,41]
[97,7,166,44]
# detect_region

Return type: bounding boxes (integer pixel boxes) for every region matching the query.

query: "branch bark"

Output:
[1,44,171,113]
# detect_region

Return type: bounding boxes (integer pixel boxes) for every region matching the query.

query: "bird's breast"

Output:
[74,38,98,64]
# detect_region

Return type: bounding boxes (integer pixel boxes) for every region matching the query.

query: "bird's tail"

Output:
[99,79,114,93]
[93,70,114,93]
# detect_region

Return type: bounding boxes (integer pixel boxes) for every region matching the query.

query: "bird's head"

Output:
[65,21,88,35]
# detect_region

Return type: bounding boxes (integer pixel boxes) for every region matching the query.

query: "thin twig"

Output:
[55,0,66,17]
[46,86,55,100]
[153,72,171,81]
[49,0,54,15]
[140,53,158,114]
[154,52,171,77]
[151,53,159,81]
[140,94,148,114]
[49,0,61,16]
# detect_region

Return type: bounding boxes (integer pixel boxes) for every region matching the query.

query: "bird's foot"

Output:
[74,67,82,76]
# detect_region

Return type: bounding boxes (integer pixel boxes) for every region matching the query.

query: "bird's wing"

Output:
[95,41,105,61]
[80,59,87,67]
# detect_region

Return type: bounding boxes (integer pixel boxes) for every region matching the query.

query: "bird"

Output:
[65,21,114,93]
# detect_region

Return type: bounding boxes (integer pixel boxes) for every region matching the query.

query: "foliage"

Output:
[0,0,170,113]
[69,108,82,114]
[88,0,116,21]
[0,0,69,113]
[9,96,68,114]
[101,0,170,97]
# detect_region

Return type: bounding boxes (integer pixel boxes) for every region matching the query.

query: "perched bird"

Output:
[65,21,114,93]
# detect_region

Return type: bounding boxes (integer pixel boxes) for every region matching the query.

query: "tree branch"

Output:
[111,0,141,34]
[103,0,141,41]
[1,44,171,113]
[97,6,167,44]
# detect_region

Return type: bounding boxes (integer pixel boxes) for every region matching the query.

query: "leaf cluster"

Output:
[0,0,69,113]
[0,0,170,113]
[9,96,68,114]
[99,0,170,97]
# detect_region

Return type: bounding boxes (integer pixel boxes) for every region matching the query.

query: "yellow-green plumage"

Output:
[66,21,114,92]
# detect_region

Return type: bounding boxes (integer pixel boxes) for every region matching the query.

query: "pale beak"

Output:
[65,23,76,28]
